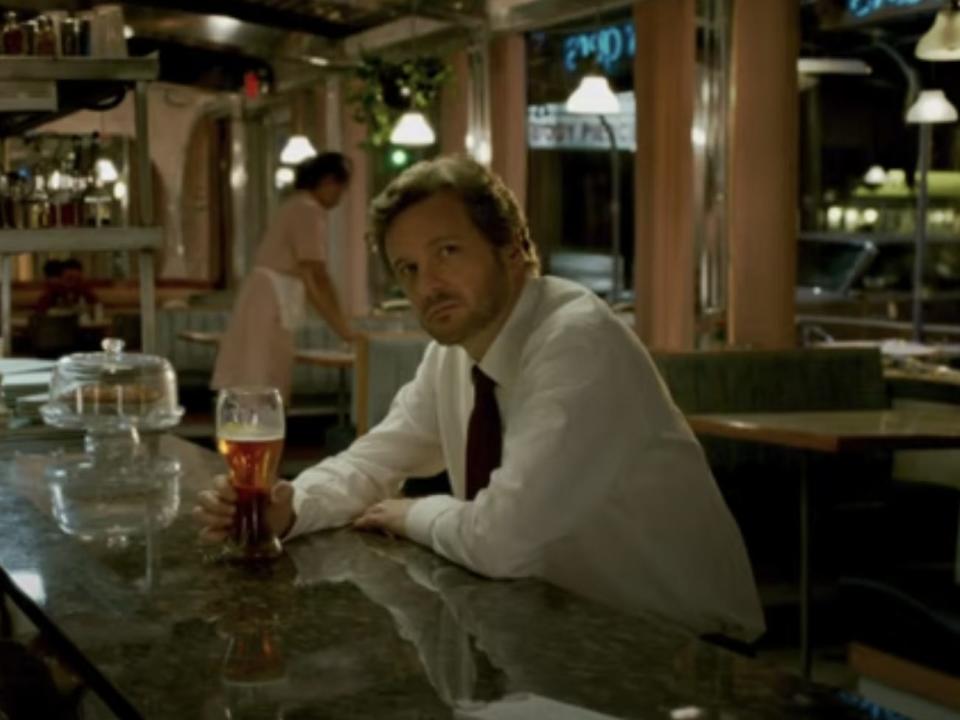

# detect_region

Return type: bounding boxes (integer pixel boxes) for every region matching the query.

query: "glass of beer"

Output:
[216,387,285,561]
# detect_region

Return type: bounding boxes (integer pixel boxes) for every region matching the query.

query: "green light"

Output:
[390,148,409,167]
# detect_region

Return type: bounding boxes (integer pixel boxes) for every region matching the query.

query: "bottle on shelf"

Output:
[61,15,81,57]
[27,175,53,229]
[21,18,37,55]
[35,15,57,57]
[2,11,25,55]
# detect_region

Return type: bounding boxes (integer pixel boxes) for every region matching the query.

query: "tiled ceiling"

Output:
[121,0,486,37]
[113,0,487,90]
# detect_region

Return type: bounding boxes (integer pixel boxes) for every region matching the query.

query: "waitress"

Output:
[212,152,355,404]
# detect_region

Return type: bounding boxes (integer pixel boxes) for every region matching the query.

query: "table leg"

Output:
[799,452,812,680]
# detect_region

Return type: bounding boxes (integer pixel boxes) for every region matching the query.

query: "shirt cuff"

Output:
[405,494,464,548]
[284,483,314,541]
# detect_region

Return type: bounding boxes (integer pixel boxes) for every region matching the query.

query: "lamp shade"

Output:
[906,89,959,124]
[863,164,887,186]
[389,112,436,147]
[565,75,620,115]
[916,2,960,61]
[94,157,119,183]
[279,134,317,165]
[274,166,295,190]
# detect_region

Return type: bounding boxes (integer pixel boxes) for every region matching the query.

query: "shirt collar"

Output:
[475,276,542,391]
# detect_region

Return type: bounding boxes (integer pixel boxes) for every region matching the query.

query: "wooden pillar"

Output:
[490,34,527,208]
[440,48,470,156]
[727,0,798,349]
[633,0,696,350]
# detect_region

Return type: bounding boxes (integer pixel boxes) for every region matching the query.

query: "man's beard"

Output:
[418,270,508,347]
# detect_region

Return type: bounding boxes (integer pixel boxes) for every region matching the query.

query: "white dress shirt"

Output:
[288,276,765,641]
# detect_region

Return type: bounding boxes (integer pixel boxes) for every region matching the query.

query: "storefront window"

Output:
[526,10,635,301]
[798,2,960,339]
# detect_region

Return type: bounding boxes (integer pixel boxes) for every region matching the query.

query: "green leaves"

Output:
[347,54,452,148]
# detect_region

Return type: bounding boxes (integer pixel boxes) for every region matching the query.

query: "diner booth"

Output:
[1,0,960,718]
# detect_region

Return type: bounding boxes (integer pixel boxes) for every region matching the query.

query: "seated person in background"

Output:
[35,258,99,315]
[196,155,765,643]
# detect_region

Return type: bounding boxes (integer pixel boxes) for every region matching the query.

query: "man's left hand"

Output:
[353,498,415,538]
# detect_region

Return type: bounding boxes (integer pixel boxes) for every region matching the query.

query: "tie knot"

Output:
[472,366,495,390]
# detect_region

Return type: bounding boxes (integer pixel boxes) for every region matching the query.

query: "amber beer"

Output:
[217,428,284,560]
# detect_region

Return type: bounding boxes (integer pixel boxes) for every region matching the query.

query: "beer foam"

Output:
[217,422,284,442]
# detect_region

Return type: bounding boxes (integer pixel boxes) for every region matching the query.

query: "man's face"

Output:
[384,192,522,356]
[314,178,346,208]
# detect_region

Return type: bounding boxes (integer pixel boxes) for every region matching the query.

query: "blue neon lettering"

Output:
[847,0,927,19]
[562,22,635,73]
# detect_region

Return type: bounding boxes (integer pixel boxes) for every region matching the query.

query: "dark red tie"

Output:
[466,366,502,500]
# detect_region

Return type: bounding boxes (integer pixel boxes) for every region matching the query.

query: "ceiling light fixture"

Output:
[274,166,295,190]
[279,134,317,165]
[906,88,958,123]
[94,157,119,184]
[863,164,887,186]
[389,111,436,147]
[916,0,960,60]
[565,74,620,115]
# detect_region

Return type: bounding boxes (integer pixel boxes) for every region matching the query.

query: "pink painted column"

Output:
[726,0,798,349]
[489,34,527,209]
[632,0,696,350]
[440,48,470,156]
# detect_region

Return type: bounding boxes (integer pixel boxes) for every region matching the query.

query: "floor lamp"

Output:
[565,74,622,303]
[905,89,957,342]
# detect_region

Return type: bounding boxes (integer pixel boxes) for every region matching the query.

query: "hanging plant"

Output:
[347,54,452,148]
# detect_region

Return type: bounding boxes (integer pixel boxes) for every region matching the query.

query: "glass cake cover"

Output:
[41,337,183,432]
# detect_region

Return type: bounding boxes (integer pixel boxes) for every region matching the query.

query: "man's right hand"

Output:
[193,475,297,544]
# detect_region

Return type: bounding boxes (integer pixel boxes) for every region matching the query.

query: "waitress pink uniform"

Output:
[212,191,328,403]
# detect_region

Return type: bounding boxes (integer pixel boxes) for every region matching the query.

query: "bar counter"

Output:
[0,432,876,719]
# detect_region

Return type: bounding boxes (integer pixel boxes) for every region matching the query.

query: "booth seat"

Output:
[650,347,893,588]
[651,347,960,684]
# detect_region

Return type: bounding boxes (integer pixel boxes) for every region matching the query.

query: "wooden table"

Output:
[688,406,960,679]
[176,329,222,346]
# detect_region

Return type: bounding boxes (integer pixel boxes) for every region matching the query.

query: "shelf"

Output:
[0,227,163,254]
[0,56,159,82]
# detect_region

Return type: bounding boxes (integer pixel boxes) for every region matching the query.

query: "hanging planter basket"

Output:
[347,54,451,148]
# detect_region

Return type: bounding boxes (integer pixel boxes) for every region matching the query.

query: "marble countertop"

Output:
[0,433,877,719]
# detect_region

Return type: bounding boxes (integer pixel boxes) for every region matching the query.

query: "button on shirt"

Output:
[287,276,765,641]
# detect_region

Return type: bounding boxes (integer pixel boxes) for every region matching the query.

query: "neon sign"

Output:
[847,0,928,19]
[563,22,635,74]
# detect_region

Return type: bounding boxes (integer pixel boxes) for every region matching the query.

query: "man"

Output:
[197,155,764,642]
[35,258,99,315]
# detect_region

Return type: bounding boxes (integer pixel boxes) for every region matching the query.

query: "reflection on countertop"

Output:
[0,433,880,719]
